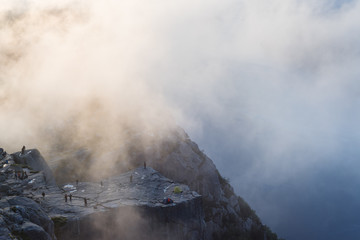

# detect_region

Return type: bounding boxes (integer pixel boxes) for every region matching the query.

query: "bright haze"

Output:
[1,0,360,240]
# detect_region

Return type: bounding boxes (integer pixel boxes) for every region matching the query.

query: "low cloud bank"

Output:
[1,1,360,239]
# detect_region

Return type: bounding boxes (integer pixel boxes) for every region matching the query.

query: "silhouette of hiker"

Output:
[69,194,72,201]
[42,192,45,199]
[65,194,68,202]
[84,198,87,206]
[21,146,25,155]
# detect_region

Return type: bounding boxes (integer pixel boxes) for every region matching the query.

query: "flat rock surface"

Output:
[33,167,200,219]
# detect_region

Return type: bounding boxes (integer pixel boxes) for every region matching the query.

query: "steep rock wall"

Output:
[55,197,204,240]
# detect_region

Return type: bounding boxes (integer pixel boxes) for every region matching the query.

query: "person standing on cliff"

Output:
[21,146,25,155]
[65,194,68,202]
[84,198,87,206]
[42,192,45,199]
[69,194,72,201]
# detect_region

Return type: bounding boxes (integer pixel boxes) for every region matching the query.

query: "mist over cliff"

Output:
[1,1,360,239]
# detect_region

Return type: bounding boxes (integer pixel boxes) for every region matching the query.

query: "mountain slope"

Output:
[51,127,282,240]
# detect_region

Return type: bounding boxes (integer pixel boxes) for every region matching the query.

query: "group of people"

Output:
[0,145,26,160]
[15,171,28,180]
[64,193,88,206]
[64,193,73,202]
[61,161,149,207]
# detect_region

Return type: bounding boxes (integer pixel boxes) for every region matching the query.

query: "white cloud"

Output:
[1,1,360,238]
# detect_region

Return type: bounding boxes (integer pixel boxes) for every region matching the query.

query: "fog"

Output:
[1,0,360,239]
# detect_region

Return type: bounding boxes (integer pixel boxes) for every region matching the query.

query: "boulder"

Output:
[12,149,56,185]
[19,222,52,240]
[0,196,55,240]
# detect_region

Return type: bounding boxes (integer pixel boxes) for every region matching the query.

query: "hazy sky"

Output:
[1,0,360,239]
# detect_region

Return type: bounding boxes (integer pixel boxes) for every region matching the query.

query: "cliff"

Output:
[50,127,281,240]
[142,128,279,240]
[46,167,204,240]
[0,127,282,240]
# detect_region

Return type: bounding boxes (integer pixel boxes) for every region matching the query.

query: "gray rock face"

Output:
[54,199,204,240]
[0,196,54,240]
[20,222,52,240]
[139,128,268,240]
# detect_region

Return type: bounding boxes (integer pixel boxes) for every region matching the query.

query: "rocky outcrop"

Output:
[114,127,279,240]
[0,126,281,240]
[46,167,204,240]
[48,127,281,240]
[0,151,204,240]
[11,149,56,186]
[0,196,55,240]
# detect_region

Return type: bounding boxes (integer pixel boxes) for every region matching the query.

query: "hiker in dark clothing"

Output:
[130,174,133,183]
[65,194,68,202]
[69,194,72,201]
[144,161,146,169]
[21,146,25,155]
[84,198,87,206]
[42,192,45,199]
